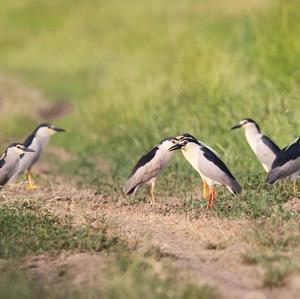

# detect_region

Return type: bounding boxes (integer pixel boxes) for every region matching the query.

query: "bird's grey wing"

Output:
[255,138,279,168]
[0,159,8,186]
[268,156,300,184]
[0,173,11,187]
[18,150,40,174]
[123,156,163,195]
[199,148,241,194]
[0,165,13,187]
[128,146,159,178]
[261,135,281,155]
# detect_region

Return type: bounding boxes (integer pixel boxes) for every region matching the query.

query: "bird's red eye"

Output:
[172,140,176,144]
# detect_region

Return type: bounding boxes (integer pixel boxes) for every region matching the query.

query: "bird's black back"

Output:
[272,138,300,169]
[20,133,35,159]
[261,135,281,155]
[0,158,5,169]
[23,132,36,147]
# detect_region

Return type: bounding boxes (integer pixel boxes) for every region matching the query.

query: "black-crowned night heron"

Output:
[231,118,280,172]
[267,137,300,193]
[15,123,65,189]
[123,137,178,203]
[0,143,34,188]
[168,133,241,208]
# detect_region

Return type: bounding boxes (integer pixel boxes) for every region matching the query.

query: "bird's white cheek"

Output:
[14,148,23,155]
[48,129,56,136]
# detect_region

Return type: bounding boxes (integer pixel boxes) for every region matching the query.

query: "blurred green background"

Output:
[0,0,299,192]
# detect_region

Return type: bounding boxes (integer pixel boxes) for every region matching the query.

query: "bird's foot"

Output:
[26,183,40,190]
[149,198,156,205]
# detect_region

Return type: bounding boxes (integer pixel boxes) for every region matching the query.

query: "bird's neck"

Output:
[35,135,50,149]
[5,152,20,164]
[181,145,201,172]
[245,127,261,139]
[162,148,174,163]
[244,127,262,151]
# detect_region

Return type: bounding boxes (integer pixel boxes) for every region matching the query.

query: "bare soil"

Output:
[5,176,299,299]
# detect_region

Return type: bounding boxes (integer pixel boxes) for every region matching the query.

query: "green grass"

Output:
[0,0,299,186]
[0,267,49,299]
[0,207,118,258]
[243,215,300,287]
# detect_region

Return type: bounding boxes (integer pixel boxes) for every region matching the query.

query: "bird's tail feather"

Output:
[267,169,280,185]
[123,178,137,195]
[228,179,242,195]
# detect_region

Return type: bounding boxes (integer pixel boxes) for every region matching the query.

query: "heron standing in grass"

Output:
[267,137,300,193]
[231,119,280,172]
[14,123,65,189]
[168,134,241,208]
[123,137,178,203]
[0,143,34,189]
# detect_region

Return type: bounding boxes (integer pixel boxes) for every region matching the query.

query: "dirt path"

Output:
[102,201,260,299]
[7,178,298,299]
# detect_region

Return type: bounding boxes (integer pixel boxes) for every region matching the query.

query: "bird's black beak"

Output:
[53,127,66,132]
[168,143,183,152]
[24,148,35,153]
[231,124,242,130]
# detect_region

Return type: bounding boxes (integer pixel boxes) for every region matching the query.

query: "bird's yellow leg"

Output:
[293,181,298,193]
[148,184,155,204]
[150,184,155,204]
[26,169,39,190]
[203,180,210,198]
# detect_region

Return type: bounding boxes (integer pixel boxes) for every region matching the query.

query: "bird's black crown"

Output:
[242,118,260,131]
[8,143,23,148]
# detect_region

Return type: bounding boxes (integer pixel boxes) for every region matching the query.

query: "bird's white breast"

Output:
[245,129,262,155]
[181,144,202,175]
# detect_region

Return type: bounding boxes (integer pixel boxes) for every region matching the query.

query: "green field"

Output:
[0,0,300,298]
[0,0,299,213]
